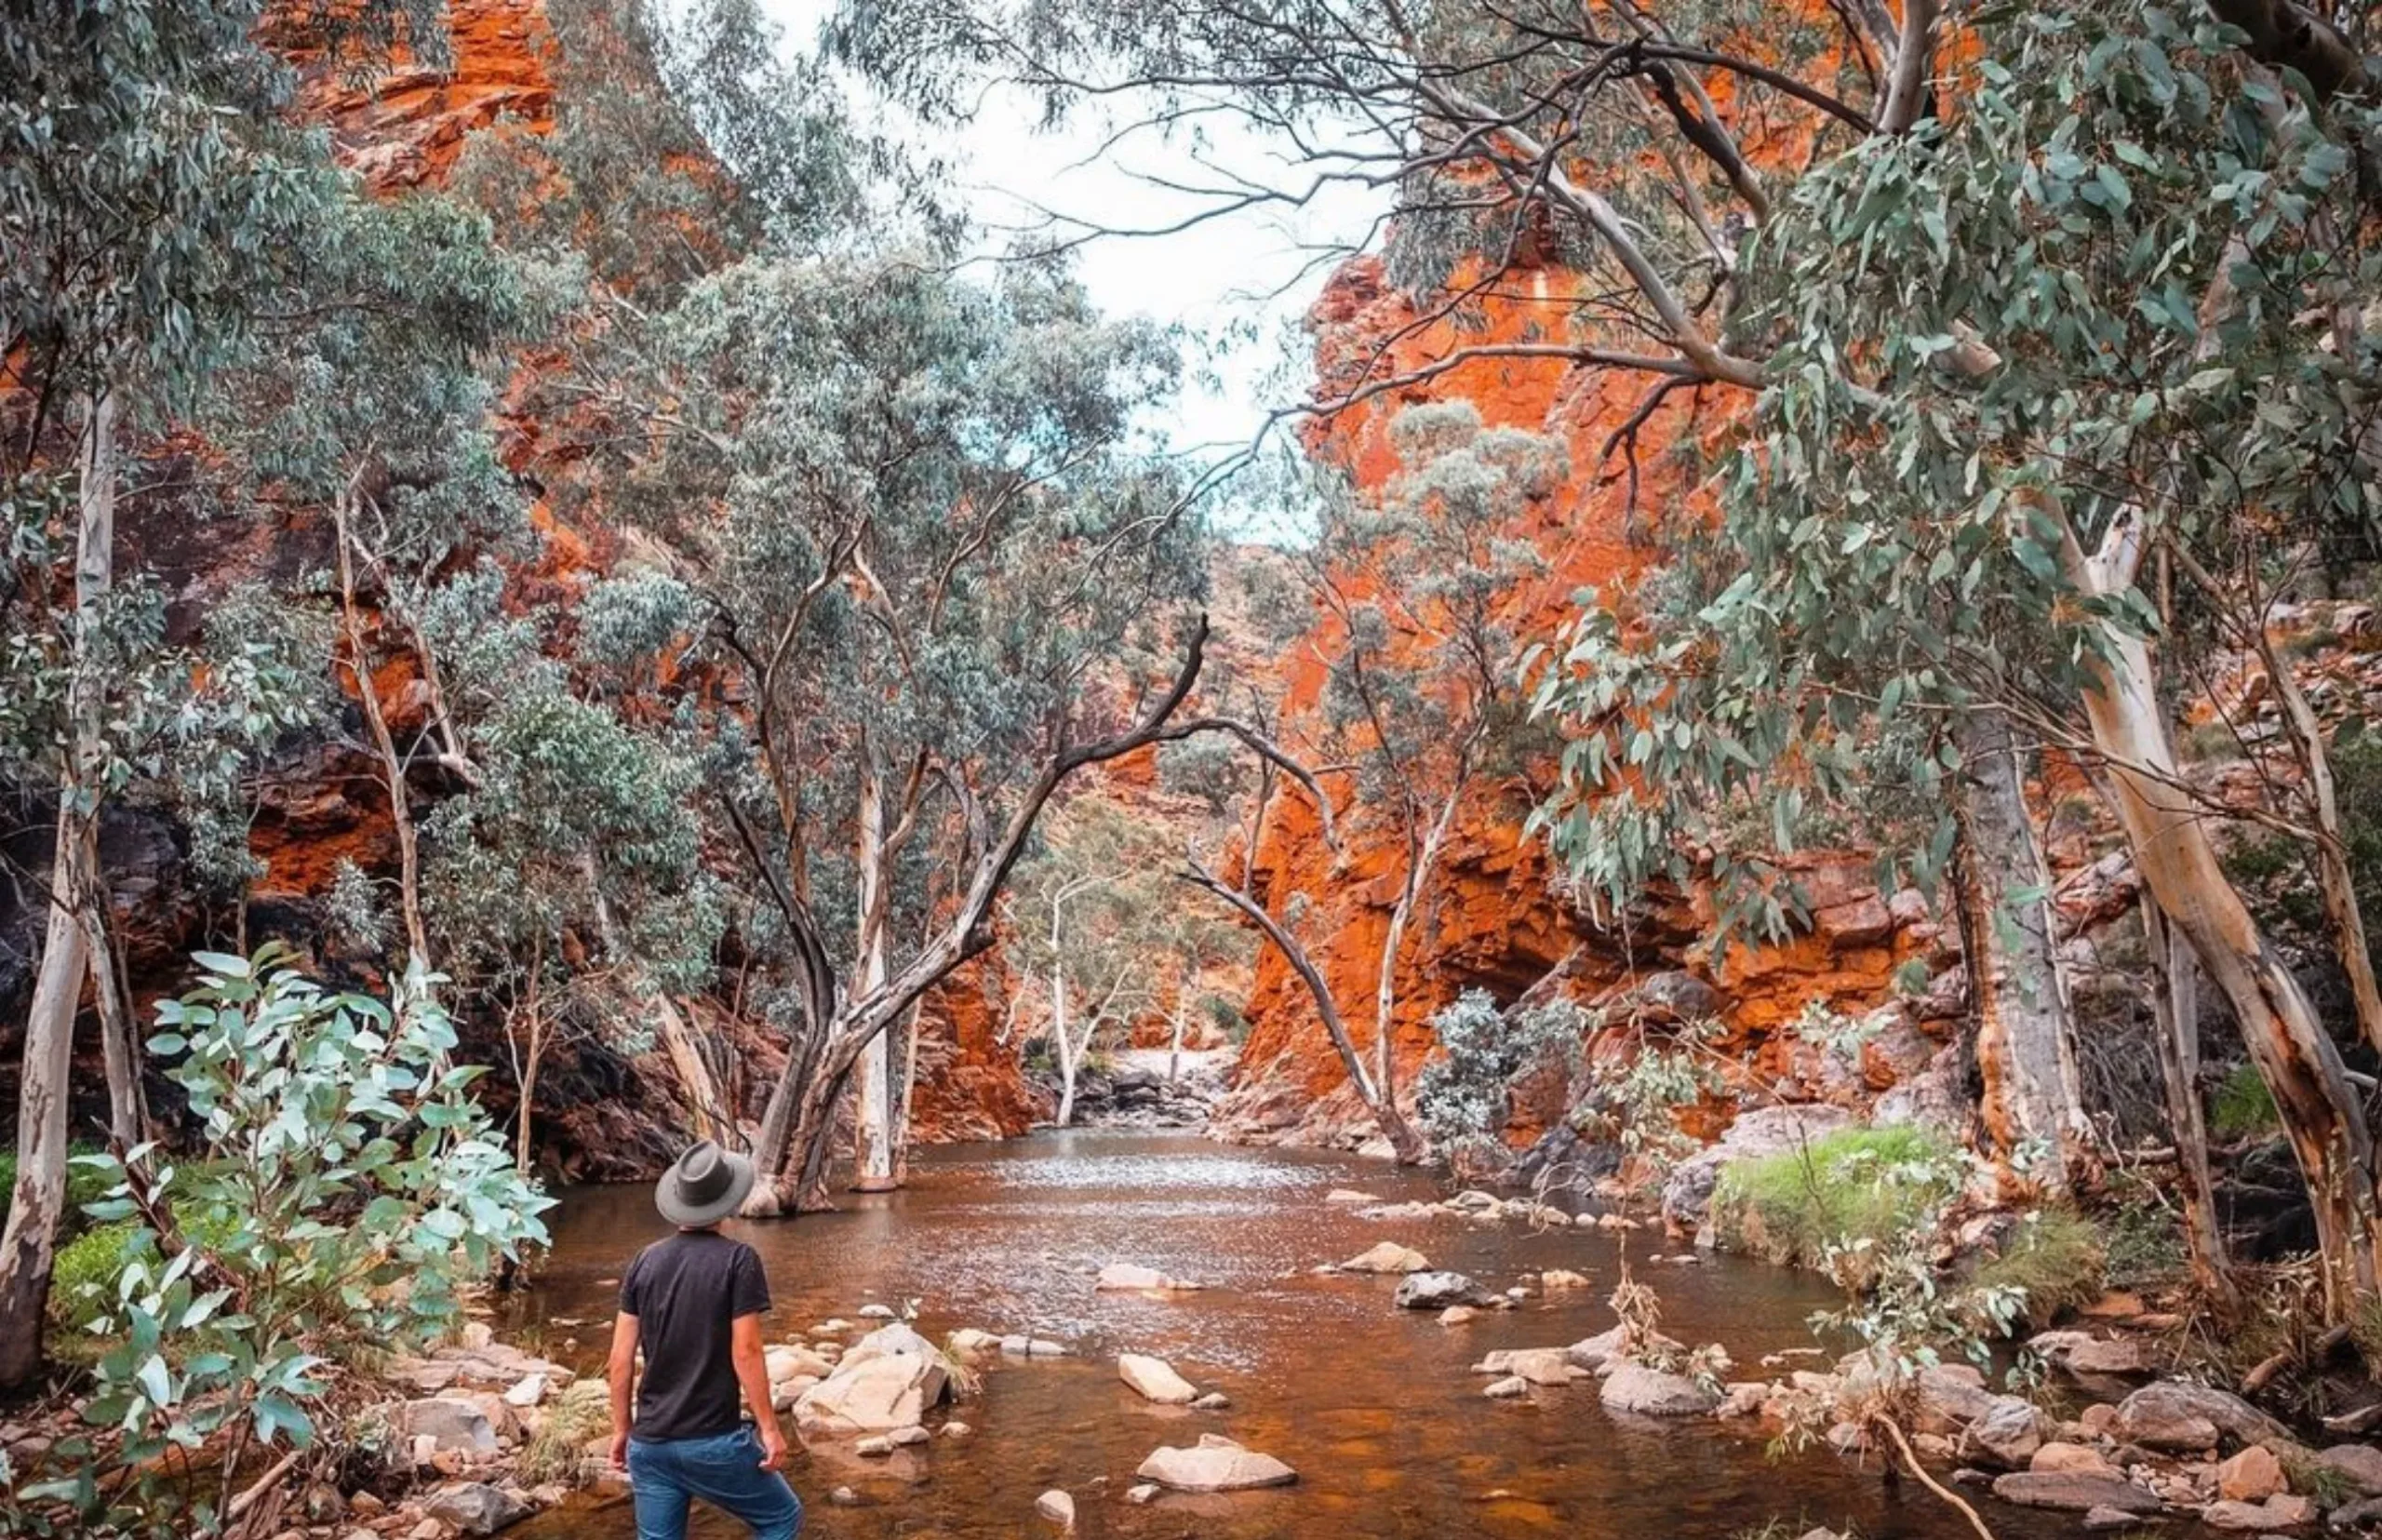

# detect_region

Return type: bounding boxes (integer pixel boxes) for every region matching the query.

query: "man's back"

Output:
[620,1229,772,1442]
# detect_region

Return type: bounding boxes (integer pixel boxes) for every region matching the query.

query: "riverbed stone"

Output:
[1393,1271,1493,1310]
[1599,1363,1719,1417]
[1118,1353,1199,1405]
[1961,1396,2046,1468]
[1192,1391,1230,1411]
[1098,1263,1199,1292]
[793,1343,950,1434]
[1989,1471,2162,1513]
[948,1329,1001,1354]
[2031,1442,2121,1480]
[1913,1363,1997,1433]
[388,1399,500,1456]
[2218,1445,2288,1502]
[422,1482,529,1536]
[1324,1189,1380,1204]
[1337,1241,1430,1274]
[1136,1434,1298,1492]
[1475,1348,1583,1386]
[1439,1306,1478,1327]
[1036,1489,1076,1528]
[1538,1268,1590,1291]
[2317,1442,2382,1494]
[2116,1382,2292,1452]
[766,1346,835,1385]
[2203,1493,2317,1530]
[1483,1375,1528,1399]
[2031,1330,2149,1377]
[1127,1482,1159,1505]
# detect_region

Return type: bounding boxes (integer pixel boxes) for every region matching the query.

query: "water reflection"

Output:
[504,1131,2066,1539]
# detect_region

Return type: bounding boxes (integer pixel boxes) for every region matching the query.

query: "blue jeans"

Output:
[626,1425,802,1540]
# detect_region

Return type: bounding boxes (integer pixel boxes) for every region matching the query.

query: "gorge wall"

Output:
[1208,254,1958,1158]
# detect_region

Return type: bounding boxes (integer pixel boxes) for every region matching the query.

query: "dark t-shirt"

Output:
[619,1230,772,1443]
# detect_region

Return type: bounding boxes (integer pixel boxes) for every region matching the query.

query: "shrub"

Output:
[517,1378,611,1487]
[46,1222,140,1333]
[1970,1208,2108,1329]
[2211,1062,2280,1139]
[19,946,551,1536]
[1710,1125,1965,1271]
[1415,989,1587,1160]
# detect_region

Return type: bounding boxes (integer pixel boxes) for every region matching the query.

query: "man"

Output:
[608,1140,801,1540]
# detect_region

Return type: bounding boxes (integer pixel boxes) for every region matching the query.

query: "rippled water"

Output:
[502,1132,2065,1539]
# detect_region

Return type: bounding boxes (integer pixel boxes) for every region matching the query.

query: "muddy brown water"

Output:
[502,1131,2069,1539]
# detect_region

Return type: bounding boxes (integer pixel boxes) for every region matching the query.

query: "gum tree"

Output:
[0,0,436,1386]
[574,250,1208,1203]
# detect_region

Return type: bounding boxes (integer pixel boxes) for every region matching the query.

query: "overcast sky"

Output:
[757,0,1388,487]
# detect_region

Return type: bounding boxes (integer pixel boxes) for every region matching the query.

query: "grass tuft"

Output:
[1970,1207,2107,1328]
[519,1378,612,1487]
[1709,1125,1963,1271]
[2211,1063,2280,1138]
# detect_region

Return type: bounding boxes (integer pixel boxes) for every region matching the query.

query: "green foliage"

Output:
[1711,1125,1966,1272]
[1415,989,1586,1159]
[23,947,550,1535]
[2226,731,2382,984]
[1971,1208,2108,1329]
[46,1222,140,1333]
[2100,1174,2189,1287]
[1532,2,2382,952]
[0,1145,113,1238]
[2212,1061,2281,1138]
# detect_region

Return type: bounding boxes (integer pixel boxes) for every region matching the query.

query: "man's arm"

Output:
[729,1313,788,1470]
[607,1311,639,1468]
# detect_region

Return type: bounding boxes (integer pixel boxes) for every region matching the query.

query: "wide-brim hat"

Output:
[656,1140,757,1227]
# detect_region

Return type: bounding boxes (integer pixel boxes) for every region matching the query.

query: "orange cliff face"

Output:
[1210,253,1955,1157]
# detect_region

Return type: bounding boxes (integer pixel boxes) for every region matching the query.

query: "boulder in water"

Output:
[2114,1381,2288,1452]
[1392,1271,1493,1310]
[1097,1263,1201,1292]
[793,1335,951,1434]
[1337,1241,1429,1274]
[1118,1353,1199,1405]
[1135,1434,1298,1493]
[1599,1364,1719,1417]
[1474,1348,1582,1386]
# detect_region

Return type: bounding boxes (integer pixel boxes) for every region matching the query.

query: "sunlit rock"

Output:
[1135,1434,1298,1492]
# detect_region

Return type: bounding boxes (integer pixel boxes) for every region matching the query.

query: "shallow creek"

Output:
[501,1131,2068,1539]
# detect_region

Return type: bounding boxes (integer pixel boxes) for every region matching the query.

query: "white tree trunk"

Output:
[1052,969,1079,1128]
[1952,706,2084,1191]
[2081,619,2375,1312]
[851,757,899,1191]
[0,393,114,1388]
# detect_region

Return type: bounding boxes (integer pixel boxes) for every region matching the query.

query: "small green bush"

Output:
[2212,1063,2280,1138]
[47,1222,141,1332]
[1709,1124,1964,1270]
[1971,1207,2107,1328]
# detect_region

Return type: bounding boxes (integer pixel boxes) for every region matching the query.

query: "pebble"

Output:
[1036,1489,1076,1528]
[1483,1376,1529,1399]
[1127,1483,1159,1505]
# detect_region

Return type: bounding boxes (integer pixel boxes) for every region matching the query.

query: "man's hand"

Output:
[757,1423,788,1471]
[609,1430,631,1471]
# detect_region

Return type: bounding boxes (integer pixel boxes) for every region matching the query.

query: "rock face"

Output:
[1599,1364,1719,1417]
[1136,1434,1298,1493]
[1118,1353,1199,1405]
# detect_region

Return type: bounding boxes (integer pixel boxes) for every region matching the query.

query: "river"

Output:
[501,1131,2066,1539]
